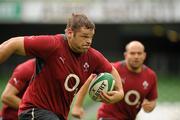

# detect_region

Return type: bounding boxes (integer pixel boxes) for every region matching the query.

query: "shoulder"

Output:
[54,34,65,42]
[144,65,156,74]
[8,59,35,86]
[17,59,35,70]
[14,59,35,77]
[44,34,65,44]
[24,34,63,44]
[53,34,68,48]
[143,65,157,79]
[111,60,125,69]
[87,48,104,58]
[88,47,100,54]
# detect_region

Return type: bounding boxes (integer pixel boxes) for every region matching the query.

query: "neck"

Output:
[67,39,82,56]
[126,63,142,73]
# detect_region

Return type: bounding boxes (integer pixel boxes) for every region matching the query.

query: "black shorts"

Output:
[19,108,65,120]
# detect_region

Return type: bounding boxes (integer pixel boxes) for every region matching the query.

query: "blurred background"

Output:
[0,0,180,119]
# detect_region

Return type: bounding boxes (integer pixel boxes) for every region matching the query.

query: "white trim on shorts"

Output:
[31,108,35,120]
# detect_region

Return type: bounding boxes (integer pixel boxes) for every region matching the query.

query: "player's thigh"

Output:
[19,108,64,120]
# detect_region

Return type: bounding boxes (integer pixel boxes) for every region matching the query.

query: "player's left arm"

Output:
[1,83,21,109]
[142,71,158,113]
[141,99,157,113]
[100,66,124,104]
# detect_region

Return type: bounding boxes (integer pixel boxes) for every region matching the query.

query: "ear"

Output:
[144,52,147,60]
[66,28,74,38]
[67,28,73,34]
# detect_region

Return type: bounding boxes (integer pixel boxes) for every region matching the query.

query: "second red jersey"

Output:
[98,61,158,120]
[1,59,35,120]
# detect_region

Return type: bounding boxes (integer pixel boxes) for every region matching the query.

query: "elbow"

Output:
[1,93,6,104]
[143,106,155,113]
[1,92,10,104]
[0,56,2,64]
[115,86,124,101]
[0,37,24,63]
[142,99,157,113]
[0,54,5,64]
[0,38,12,63]
[118,84,124,101]
[120,89,124,100]
[143,109,154,113]
[0,49,4,64]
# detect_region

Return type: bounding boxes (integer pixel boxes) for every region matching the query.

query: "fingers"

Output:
[71,112,84,120]
[100,92,112,104]
[71,114,81,120]
[90,74,97,79]
[100,91,122,104]
[87,74,97,83]
[71,110,81,118]
[71,116,82,120]
[71,107,84,119]
[106,91,115,96]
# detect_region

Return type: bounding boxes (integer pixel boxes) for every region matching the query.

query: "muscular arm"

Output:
[142,99,157,113]
[111,66,124,98]
[0,37,26,63]
[1,83,21,109]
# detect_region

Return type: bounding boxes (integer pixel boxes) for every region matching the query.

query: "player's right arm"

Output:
[0,37,25,63]
[1,83,21,109]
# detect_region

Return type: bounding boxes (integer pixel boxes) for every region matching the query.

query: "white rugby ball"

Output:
[88,72,115,102]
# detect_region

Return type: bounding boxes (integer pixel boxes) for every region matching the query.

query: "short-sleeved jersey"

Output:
[1,59,35,120]
[19,34,112,119]
[98,61,158,120]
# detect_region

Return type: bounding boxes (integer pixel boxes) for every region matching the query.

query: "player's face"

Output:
[69,27,95,54]
[125,46,146,70]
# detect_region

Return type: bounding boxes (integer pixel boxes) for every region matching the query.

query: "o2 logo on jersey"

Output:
[64,74,80,92]
[124,90,140,106]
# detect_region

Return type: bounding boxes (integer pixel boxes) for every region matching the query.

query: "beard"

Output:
[129,62,142,70]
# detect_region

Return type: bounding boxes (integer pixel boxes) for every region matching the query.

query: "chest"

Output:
[45,47,93,89]
[121,71,152,98]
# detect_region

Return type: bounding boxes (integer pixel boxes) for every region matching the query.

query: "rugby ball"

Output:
[88,72,115,102]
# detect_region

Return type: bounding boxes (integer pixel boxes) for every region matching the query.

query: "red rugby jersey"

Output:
[19,34,112,120]
[1,59,35,120]
[98,61,158,120]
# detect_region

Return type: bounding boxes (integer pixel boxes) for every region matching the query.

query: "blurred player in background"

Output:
[0,13,124,120]
[0,111,2,120]
[1,59,35,120]
[97,41,158,120]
